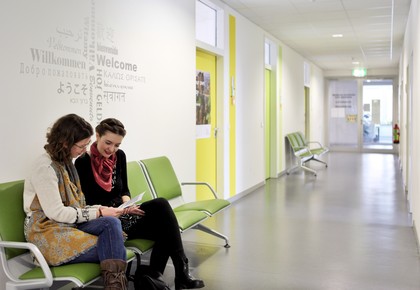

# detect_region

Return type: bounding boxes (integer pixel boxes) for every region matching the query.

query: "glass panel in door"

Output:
[328,79,359,150]
[362,79,393,150]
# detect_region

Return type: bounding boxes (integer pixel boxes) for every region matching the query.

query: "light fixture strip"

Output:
[390,0,394,60]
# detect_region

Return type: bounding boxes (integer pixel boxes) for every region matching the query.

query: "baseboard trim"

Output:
[227,181,265,204]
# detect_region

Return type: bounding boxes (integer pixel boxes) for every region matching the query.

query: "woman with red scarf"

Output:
[75,118,204,290]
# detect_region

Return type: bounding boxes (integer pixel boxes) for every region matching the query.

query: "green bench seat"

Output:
[285,131,329,176]
[125,161,210,262]
[139,156,231,248]
[0,180,135,289]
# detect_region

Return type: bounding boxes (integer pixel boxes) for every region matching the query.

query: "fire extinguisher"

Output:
[393,124,400,144]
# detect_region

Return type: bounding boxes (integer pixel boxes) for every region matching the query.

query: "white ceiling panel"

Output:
[220,0,411,71]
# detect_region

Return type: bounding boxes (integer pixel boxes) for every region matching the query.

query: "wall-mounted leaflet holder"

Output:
[231,76,236,105]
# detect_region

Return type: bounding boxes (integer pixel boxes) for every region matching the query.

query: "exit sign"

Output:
[352,68,367,77]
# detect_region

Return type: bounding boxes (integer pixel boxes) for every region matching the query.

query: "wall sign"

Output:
[18,0,146,124]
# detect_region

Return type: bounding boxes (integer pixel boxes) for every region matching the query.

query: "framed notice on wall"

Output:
[196,70,211,139]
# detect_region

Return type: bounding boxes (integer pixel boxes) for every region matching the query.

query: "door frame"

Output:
[196,49,218,199]
[326,77,397,153]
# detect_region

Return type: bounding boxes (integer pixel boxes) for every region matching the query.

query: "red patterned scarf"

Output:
[90,142,116,192]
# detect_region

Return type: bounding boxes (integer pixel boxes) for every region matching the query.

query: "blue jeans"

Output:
[68,216,126,264]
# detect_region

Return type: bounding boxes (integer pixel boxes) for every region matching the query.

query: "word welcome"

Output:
[97,54,137,72]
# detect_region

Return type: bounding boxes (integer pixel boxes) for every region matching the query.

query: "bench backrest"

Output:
[286,132,307,151]
[126,161,155,202]
[140,156,183,201]
[0,180,26,260]
[296,132,308,145]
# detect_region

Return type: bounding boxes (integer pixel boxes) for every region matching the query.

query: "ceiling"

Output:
[219,0,412,72]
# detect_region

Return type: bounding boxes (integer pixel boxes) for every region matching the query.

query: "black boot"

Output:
[173,256,204,290]
[134,265,169,290]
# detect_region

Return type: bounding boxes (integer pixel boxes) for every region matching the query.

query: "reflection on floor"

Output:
[363,144,394,150]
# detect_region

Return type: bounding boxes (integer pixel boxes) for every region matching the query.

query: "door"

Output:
[305,87,310,139]
[362,80,394,151]
[196,50,217,198]
[327,79,394,152]
[328,79,359,151]
[265,69,271,179]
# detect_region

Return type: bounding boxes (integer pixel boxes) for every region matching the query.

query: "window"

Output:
[265,42,270,65]
[196,1,217,46]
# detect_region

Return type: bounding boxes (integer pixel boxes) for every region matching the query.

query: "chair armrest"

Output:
[307,141,323,148]
[181,182,219,199]
[0,241,53,289]
[307,141,329,154]
[293,145,307,150]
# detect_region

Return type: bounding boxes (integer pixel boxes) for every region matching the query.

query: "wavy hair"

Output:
[44,114,93,162]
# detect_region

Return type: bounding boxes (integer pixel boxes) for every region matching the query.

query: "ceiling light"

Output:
[352,61,360,65]
[332,34,343,38]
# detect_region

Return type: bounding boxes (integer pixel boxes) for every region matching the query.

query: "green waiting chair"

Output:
[125,161,156,272]
[127,160,209,232]
[125,161,209,263]
[285,132,329,176]
[0,180,135,290]
[139,156,231,247]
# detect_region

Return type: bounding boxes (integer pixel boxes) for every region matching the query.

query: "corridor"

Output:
[79,152,420,290]
[179,152,420,290]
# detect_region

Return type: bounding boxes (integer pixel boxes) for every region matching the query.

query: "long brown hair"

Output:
[44,114,93,162]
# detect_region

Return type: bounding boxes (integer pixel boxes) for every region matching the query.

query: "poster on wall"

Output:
[196,70,211,139]
[16,0,146,125]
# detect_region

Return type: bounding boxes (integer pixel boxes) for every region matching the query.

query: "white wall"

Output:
[0,0,328,287]
[280,44,307,171]
[0,0,196,184]
[310,65,326,145]
[234,13,266,193]
[277,45,326,172]
[400,0,420,237]
[0,0,197,286]
[282,45,306,136]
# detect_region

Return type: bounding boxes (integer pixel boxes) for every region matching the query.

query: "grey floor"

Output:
[82,152,420,290]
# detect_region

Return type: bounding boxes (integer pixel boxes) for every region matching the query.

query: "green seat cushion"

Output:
[20,249,135,282]
[19,262,101,282]
[310,148,328,155]
[126,249,135,260]
[0,180,26,259]
[175,199,231,216]
[297,151,313,158]
[174,210,208,231]
[125,238,155,253]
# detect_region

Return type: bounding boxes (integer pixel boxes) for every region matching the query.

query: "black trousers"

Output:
[126,197,184,274]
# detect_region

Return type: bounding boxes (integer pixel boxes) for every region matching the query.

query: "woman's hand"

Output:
[122,205,145,216]
[98,205,145,217]
[99,206,125,217]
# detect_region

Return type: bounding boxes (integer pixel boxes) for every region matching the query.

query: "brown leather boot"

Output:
[100,259,128,290]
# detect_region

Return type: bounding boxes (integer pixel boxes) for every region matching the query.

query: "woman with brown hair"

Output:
[75,118,204,290]
[23,114,130,289]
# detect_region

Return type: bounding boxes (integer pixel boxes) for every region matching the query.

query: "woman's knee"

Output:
[155,197,171,207]
[101,216,122,231]
[153,197,172,209]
